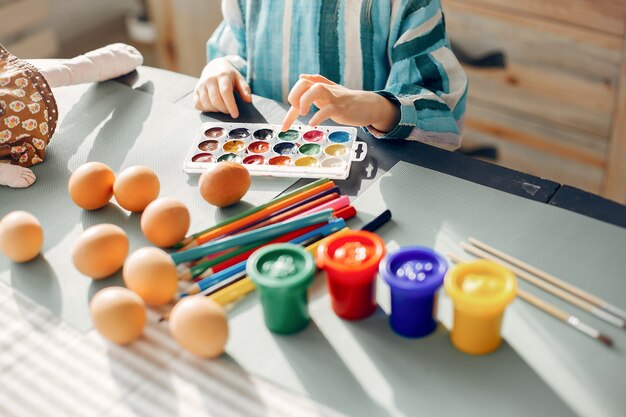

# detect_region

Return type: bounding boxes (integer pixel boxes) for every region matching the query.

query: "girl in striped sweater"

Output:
[194,0,468,150]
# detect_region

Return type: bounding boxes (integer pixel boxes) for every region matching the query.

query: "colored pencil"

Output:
[174,178,331,248]
[191,181,336,247]
[183,219,346,296]
[194,222,340,280]
[206,228,350,307]
[185,205,355,279]
[296,195,349,218]
[333,205,357,221]
[230,187,341,233]
[200,234,325,297]
[468,237,626,322]
[460,242,625,329]
[172,209,335,264]
[361,209,392,232]
[447,252,613,347]
[179,223,322,281]
[195,208,355,280]
[207,208,393,306]
[234,192,340,234]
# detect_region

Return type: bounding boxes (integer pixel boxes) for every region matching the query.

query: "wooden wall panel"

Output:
[466,0,626,37]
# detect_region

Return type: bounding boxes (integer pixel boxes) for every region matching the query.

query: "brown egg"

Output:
[199,162,250,207]
[68,162,115,210]
[71,224,129,279]
[141,197,190,248]
[169,296,229,358]
[0,211,43,262]
[123,247,178,306]
[114,166,160,212]
[90,287,146,344]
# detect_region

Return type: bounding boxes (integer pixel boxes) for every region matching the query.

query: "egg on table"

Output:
[114,166,160,212]
[199,162,250,208]
[140,197,190,248]
[123,247,178,306]
[71,224,129,279]
[0,211,43,262]
[68,162,115,210]
[169,296,229,358]
[90,286,146,345]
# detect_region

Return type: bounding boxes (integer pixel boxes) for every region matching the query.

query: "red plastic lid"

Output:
[317,231,386,281]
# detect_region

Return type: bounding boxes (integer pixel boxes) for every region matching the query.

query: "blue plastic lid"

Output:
[380,246,448,295]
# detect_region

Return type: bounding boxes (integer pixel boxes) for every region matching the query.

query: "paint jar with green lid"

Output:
[247,243,316,334]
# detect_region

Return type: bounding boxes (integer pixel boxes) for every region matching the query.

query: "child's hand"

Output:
[193,58,252,118]
[281,74,399,132]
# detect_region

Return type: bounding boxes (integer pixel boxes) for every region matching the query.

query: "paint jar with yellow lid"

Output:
[445,260,517,355]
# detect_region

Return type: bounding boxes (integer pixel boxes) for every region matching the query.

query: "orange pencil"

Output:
[195,181,336,246]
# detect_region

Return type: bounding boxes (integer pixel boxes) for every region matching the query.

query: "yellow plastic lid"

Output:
[445,260,517,316]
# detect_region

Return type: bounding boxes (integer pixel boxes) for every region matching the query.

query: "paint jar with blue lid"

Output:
[247,243,316,334]
[379,246,448,338]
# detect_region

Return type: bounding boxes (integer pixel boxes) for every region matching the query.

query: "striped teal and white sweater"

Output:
[208,0,468,150]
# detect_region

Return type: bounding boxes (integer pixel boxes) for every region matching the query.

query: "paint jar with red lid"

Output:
[317,230,386,320]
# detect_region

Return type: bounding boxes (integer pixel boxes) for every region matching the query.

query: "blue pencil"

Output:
[171,209,334,265]
[181,218,346,296]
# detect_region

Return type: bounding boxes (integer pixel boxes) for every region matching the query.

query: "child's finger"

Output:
[281,106,300,132]
[218,77,239,118]
[207,80,229,115]
[234,73,252,102]
[299,74,336,85]
[299,83,329,116]
[309,104,337,127]
[198,88,213,112]
[193,92,202,111]
[287,79,314,109]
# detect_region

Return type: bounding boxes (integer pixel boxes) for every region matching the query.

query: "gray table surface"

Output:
[4,64,624,417]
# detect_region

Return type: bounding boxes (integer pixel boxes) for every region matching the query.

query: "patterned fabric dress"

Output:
[0,44,58,167]
[207,0,468,150]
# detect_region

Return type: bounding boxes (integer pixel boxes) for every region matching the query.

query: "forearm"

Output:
[367,92,401,133]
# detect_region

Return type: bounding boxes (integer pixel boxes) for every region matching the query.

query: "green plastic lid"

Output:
[247,243,315,294]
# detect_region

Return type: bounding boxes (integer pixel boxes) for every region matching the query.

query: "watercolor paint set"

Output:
[183,122,366,179]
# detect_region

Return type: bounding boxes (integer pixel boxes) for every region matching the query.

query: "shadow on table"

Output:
[10,255,62,327]
[340,313,576,417]
[271,320,393,417]
[199,94,270,125]
[85,82,153,172]
[206,355,270,417]
[107,337,179,417]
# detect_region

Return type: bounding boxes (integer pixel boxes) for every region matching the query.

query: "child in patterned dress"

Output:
[194,0,468,148]
[0,43,143,188]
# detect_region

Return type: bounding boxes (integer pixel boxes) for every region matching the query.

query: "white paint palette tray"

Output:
[183,122,365,179]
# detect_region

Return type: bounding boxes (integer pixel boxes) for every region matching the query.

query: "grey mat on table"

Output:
[0,81,298,331]
[225,161,626,417]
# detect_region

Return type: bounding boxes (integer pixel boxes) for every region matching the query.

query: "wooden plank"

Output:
[465,101,608,167]
[464,63,614,137]
[5,28,58,58]
[444,1,623,80]
[0,0,49,39]
[603,37,626,203]
[444,0,622,138]
[464,0,626,37]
